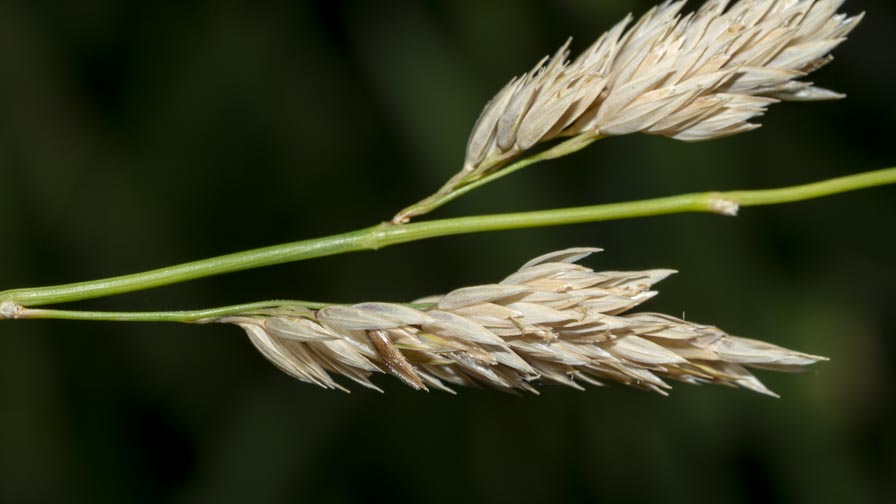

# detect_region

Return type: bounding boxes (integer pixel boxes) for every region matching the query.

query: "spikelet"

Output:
[219,248,826,396]
[458,0,861,185]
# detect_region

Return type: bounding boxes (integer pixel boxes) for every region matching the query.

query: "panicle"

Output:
[220,247,826,396]
[459,0,861,184]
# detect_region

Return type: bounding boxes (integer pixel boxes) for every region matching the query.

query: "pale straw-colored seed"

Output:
[219,248,826,396]
[458,0,861,183]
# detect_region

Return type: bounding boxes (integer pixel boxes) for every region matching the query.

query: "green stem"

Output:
[725,168,896,206]
[1,300,328,323]
[2,167,894,310]
[0,300,437,323]
[392,135,599,223]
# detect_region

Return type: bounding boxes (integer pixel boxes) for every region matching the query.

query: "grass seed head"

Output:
[460,0,861,183]
[221,247,826,396]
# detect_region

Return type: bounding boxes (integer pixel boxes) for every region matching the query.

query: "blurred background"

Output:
[1,0,894,502]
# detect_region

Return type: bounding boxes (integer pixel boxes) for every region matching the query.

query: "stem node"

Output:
[1,301,23,320]
[707,195,740,216]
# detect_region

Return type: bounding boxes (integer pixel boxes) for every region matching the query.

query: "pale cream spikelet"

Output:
[219,248,826,396]
[459,0,862,185]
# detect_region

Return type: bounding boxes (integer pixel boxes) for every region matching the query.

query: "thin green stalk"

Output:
[0,300,436,323]
[392,135,599,223]
[1,167,894,310]
[725,168,896,206]
[1,300,327,323]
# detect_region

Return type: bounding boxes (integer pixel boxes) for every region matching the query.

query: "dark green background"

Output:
[1,1,894,502]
